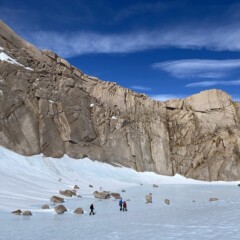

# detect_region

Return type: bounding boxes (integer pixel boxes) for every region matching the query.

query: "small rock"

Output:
[111,192,121,199]
[73,185,80,190]
[54,205,67,214]
[12,209,22,215]
[121,190,126,192]
[74,208,84,214]
[41,204,50,209]
[22,210,32,216]
[192,200,196,203]
[164,199,170,205]
[89,185,93,188]
[50,196,64,203]
[153,184,159,188]
[209,198,219,202]
[145,194,152,203]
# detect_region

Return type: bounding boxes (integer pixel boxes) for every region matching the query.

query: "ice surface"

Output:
[1,146,240,239]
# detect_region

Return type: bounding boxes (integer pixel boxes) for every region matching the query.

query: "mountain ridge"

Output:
[1,19,240,181]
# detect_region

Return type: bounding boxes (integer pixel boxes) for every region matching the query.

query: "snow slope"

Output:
[1,147,240,239]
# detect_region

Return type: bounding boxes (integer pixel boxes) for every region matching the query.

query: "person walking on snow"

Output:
[123,201,127,212]
[119,198,123,211]
[89,203,95,215]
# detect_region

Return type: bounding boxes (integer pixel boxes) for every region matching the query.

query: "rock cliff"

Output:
[0,20,240,181]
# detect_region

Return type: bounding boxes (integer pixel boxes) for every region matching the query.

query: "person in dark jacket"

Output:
[119,198,123,211]
[89,203,95,215]
[123,201,127,212]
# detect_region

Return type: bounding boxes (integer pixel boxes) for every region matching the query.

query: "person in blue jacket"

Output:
[119,198,123,211]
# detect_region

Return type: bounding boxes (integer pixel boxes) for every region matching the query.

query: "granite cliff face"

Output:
[0,20,240,181]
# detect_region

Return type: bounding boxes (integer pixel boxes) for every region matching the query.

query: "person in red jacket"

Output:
[123,201,127,212]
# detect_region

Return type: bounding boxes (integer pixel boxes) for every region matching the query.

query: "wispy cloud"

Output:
[150,94,186,101]
[186,80,240,87]
[152,59,240,79]
[21,22,240,58]
[130,85,151,91]
[114,2,168,21]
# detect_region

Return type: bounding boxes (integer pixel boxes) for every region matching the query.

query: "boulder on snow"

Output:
[145,194,152,203]
[111,192,121,199]
[89,185,93,188]
[12,209,22,215]
[22,210,32,216]
[51,195,65,203]
[93,191,110,199]
[73,185,80,190]
[74,208,84,214]
[164,199,170,205]
[54,205,67,214]
[41,204,50,209]
[59,190,76,197]
[153,184,159,188]
[209,198,219,202]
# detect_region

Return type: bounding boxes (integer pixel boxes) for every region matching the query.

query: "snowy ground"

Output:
[1,146,240,240]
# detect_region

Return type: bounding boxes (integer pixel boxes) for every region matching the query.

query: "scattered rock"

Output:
[89,185,93,188]
[145,194,152,203]
[54,205,67,214]
[93,191,110,199]
[73,185,80,190]
[121,190,126,192]
[192,200,196,203]
[74,208,84,214]
[111,192,121,199]
[153,184,159,188]
[12,209,22,215]
[50,196,65,203]
[59,190,76,197]
[209,198,219,202]
[41,204,50,209]
[22,210,32,216]
[164,199,170,205]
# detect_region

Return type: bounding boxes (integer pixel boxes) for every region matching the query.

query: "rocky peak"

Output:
[0,20,240,181]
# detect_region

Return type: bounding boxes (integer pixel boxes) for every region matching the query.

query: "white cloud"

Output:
[130,85,151,91]
[150,94,186,101]
[186,80,240,87]
[152,59,240,79]
[21,22,240,58]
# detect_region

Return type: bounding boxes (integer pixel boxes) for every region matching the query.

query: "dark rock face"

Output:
[0,20,240,181]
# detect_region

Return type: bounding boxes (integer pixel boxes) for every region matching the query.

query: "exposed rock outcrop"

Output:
[0,20,240,181]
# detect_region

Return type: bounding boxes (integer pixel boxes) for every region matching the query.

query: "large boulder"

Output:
[54,205,67,214]
[74,208,84,214]
[93,191,110,199]
[111,193,121,199]
[59,190,76,197]
[51,196,64,203]
[22,210,32,216]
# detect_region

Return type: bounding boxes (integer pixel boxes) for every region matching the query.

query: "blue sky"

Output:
[1,0,240,101]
